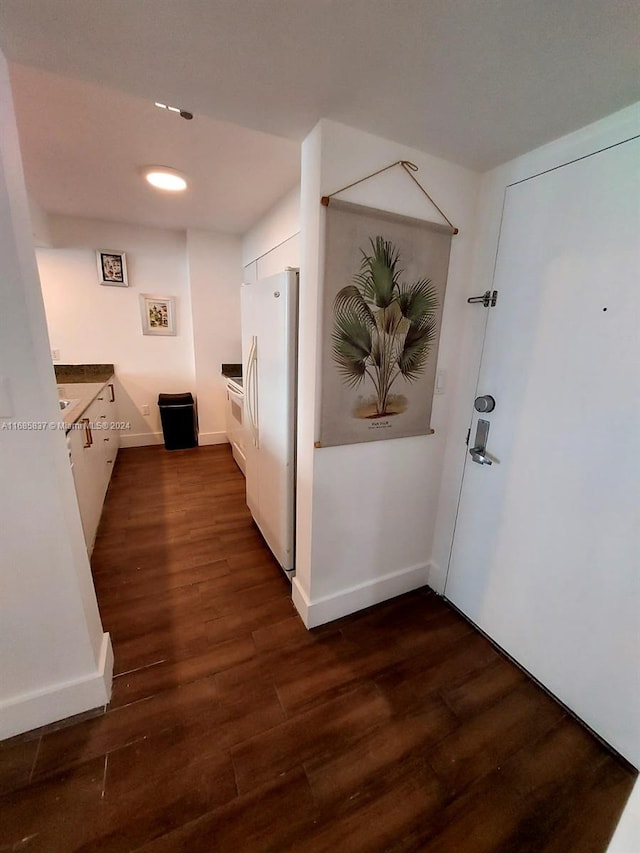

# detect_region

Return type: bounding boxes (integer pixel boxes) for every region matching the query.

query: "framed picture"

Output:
[140,294,176,336]
[96,250,128,286]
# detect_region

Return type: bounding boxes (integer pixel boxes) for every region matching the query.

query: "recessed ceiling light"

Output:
[141,166,188,192]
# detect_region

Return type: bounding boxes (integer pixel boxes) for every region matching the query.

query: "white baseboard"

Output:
[0,633,113,741]
[427,559,446,594]
[119,431,163,448]
[292,562,432,628]
[119,431,228,449]
[198,431,228,446]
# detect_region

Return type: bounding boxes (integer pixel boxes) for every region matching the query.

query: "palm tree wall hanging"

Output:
[332,236,438,419]
[319,199,453,447]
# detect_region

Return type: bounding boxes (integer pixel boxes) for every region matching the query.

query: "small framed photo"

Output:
[140,294,176,336]
[97,250,128,286]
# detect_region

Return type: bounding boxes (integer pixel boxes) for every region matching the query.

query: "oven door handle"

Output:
[227,384,244,407]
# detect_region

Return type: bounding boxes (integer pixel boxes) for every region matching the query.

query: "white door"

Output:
[446,137,640,767]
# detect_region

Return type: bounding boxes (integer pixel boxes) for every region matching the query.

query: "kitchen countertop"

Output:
[221,363,242,379]
[54,363,115,384]
[57,378,114,429]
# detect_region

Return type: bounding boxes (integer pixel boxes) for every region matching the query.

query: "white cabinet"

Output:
[69,407,105,551]
[90,381,119,475]
[68,422,95,547]
[69,380,119,553]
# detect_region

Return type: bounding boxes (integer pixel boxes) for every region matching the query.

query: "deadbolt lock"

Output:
[474,394,496,413]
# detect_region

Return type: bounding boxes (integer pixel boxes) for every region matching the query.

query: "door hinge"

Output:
[467,290,498,307]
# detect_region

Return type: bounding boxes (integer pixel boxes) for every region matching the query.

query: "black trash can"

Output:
[157,392,198,450]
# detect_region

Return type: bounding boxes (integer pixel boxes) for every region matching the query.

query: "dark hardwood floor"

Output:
[0,444,635,851]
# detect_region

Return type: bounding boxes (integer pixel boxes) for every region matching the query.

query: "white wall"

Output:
[38,216,195,446]
[37,217,244,447]
[27,191,52,247]
[0,50,111,739]
[293,119,480,626]
[187,228,242,443]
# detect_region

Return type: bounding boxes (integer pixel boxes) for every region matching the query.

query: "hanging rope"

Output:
[321,160,458,235]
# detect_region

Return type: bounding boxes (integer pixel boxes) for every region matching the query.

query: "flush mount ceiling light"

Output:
[141,166,188,192]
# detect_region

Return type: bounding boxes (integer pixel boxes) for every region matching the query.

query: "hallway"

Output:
[0,445,634,851]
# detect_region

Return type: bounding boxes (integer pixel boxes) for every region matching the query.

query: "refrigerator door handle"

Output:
[251,336,259,448]
[245,337,255,442]
[246,336,259,448]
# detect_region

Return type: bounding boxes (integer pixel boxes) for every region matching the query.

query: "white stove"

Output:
[225,376,245,475]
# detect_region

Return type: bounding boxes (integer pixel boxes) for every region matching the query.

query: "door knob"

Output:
[474,394,496,413]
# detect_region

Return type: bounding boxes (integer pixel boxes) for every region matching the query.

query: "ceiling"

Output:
[1,0,638,232]
[8,64,300,234]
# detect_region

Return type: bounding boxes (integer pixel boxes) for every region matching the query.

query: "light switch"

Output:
[0,376,14,418]
[435,368,446,395]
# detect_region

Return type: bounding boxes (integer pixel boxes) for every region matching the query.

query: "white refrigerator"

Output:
[241,269,298,578]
